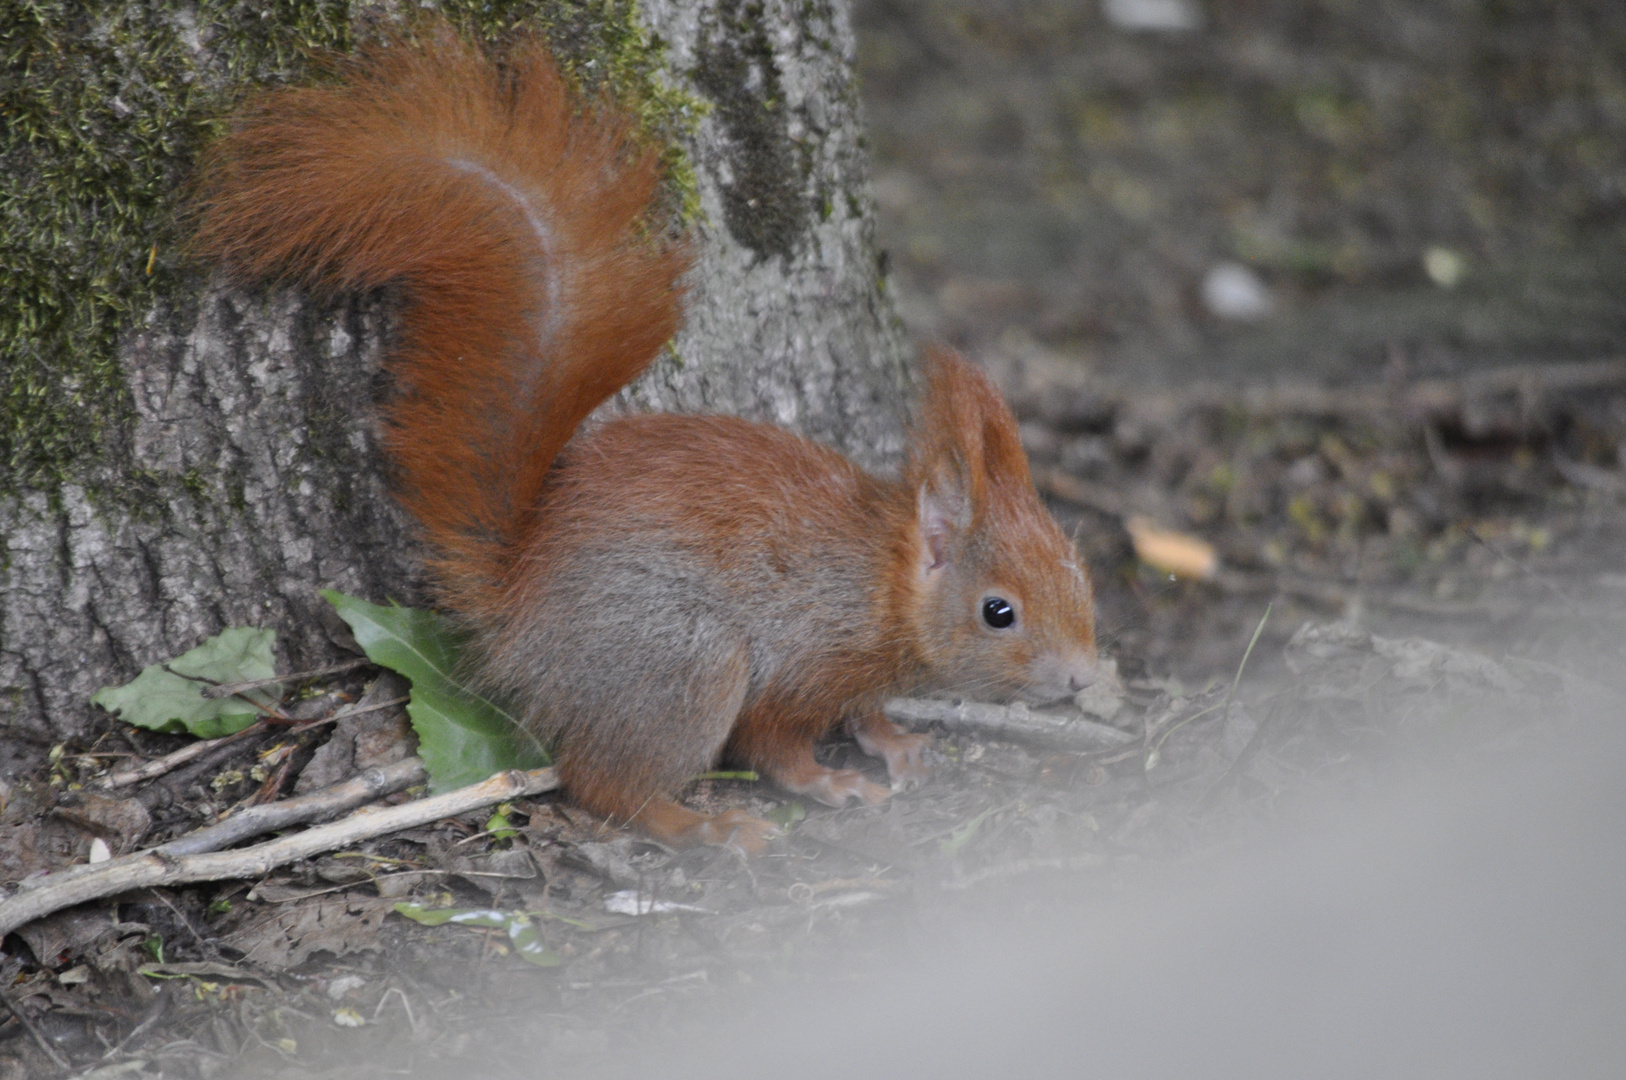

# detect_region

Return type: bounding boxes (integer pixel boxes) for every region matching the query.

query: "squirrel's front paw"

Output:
[879,732,931,791]
[797,767,891,808]
[854,721,932,791]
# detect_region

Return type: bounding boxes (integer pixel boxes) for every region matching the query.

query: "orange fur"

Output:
[193,21,1097,852]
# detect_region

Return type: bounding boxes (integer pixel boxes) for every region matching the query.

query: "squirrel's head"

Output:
[902,348,1098,705]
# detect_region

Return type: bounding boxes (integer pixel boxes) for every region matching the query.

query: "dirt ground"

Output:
[3,3,1626,1077]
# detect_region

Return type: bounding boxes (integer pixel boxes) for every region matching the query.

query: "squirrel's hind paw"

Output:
[689,809,781,854]
[623,798,778,854]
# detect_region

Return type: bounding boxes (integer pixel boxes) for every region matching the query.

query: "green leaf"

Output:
[392,903,562,968]
[392,903,505,928]
[486,803,517,842]
[766,800,806,829]
[91,627,277,738]
[940,805,999,858]
[506,917,561,967]
[321,591,548,791]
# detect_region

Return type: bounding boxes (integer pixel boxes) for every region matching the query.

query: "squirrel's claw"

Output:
[694,810,780,854]
[785,767,892,808]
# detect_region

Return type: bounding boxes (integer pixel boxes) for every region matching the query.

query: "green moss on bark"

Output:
[0,0,699,501]
[694,0,815,262]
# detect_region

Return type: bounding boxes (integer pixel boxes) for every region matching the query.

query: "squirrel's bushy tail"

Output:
[193,21,687,616]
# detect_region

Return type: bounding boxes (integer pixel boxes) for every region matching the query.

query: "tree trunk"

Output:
[0,0,911,754]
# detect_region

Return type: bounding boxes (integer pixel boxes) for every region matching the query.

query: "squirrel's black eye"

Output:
[981,596,1016,629]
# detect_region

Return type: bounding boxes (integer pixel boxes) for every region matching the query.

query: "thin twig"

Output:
[1061,357,1626,426]
[0,767,558,938]
[200,658,371,700]
[160,756,428,856]
[98,721,270,791]
[1552,452,1626,496]
[1190,607,1277,812]
[1223,603,1272,728]
[1195,695,1285,816]
[883,697,1136,752]
[160,666,294,724]
[1214,567,1521,620]
[97,695,408,791]
[1466,526,1574,606]
[0,983,70,1070]
[27,757,429,901]
[104,985,170,1059]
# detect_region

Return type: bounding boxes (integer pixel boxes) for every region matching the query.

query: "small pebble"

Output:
[1202,262,1274,320]
[1423,246,1466,288]
[1102,0,1203,32]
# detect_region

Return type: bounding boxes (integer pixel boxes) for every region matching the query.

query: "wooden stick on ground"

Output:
[0,766,558,939]
[98,720,271,791]
[1087,357,1626,425]
[884,697,1136,752]
[199,658,372,700]
[97,695,409,791]
[0,984,70,1070]
[159,756,428,856]
[26,758,431,902]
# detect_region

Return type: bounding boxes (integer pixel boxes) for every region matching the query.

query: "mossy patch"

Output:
[694,0,815,262]
[0,0,699,503]
[517,0,708,227]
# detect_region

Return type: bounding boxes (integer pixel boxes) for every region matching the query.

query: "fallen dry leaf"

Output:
[1125,516,1219,580]
[222,895,394,970]
[52,790,152,854]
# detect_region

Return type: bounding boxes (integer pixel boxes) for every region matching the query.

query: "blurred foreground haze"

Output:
[482,663,1626,1080]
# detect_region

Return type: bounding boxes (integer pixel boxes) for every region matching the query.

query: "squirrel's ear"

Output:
[907,346,1032,518]
[917,463,971,572]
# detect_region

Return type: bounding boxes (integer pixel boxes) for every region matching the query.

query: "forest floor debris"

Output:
[1,359,1621,1079]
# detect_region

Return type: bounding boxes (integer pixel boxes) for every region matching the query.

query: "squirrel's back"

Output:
[486,411,915,695]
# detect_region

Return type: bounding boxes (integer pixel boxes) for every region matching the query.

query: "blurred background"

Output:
[856,0,1626,384]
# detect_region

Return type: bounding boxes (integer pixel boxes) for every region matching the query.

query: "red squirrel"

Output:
[193,20,1098,852]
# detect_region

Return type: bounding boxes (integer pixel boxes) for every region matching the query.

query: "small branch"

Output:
[97,695,409,791]
[1552,452,1626,496]
[884,697,1136,752]
[0,984,70,1070]
[23,756,425,905]
[200,658,372,700]
[1034,468,1130,519]
[159,667,292,724]
[98,720,270,791]
[0,767,558,939]
[1113,357,1626,425]
[1213,567,1523,620]
[159,757,427,856]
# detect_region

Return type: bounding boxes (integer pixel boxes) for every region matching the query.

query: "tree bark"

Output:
[0,0,911,752]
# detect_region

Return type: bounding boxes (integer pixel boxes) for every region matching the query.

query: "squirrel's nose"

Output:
[1066,654,1099,692]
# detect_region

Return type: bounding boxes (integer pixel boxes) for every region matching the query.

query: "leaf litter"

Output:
[2,351,1623,1080]
[0,377,1619,1076]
